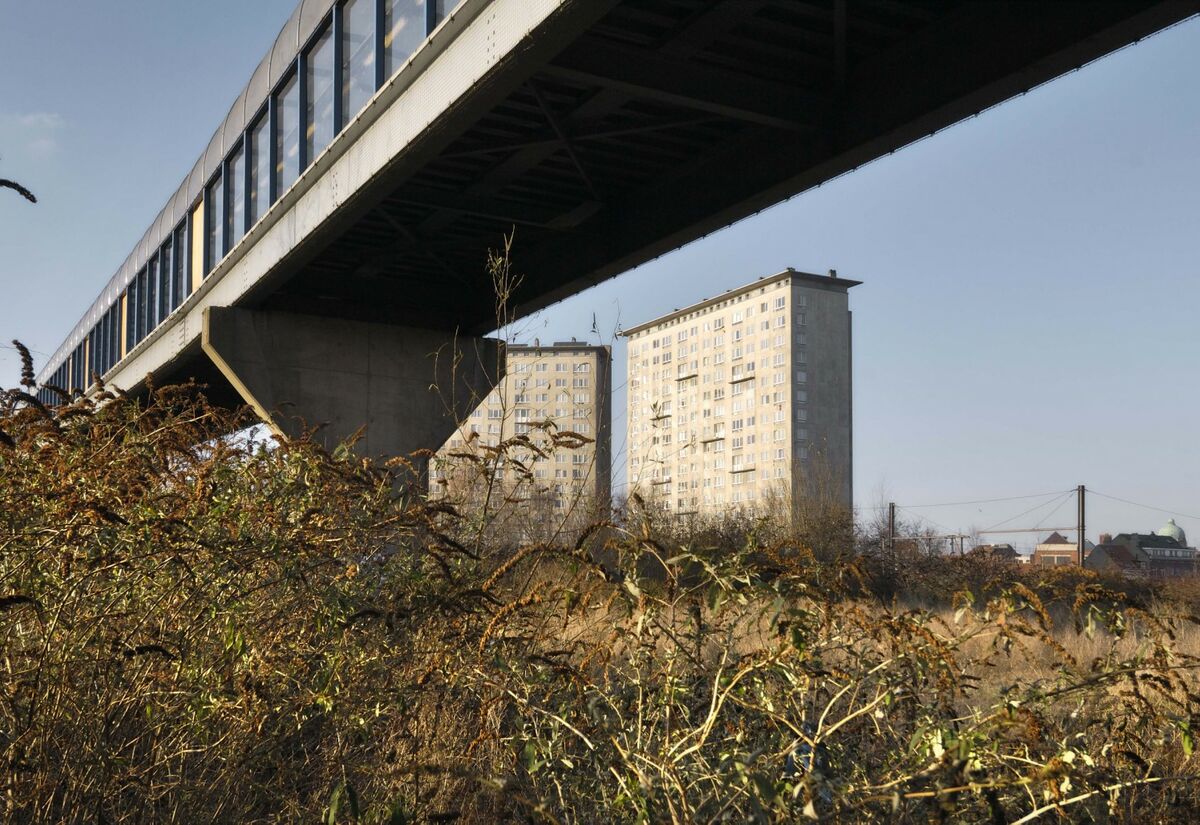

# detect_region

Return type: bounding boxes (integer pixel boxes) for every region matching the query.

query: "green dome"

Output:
[1156,519,1187,546]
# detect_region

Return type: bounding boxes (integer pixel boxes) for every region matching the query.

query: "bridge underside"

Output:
[140,0,1193,458]
[223,0,1194,335]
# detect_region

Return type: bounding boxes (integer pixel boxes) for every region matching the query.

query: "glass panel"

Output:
[108,308,115,371]
[276,73,300,193]
[95,320,103,376]
[159,242,172,321]
[206,174,223,273]
[173,225,188,308]
[249,115,271,223]
[342,0,376,123]
[136,267,148,342]
[228,144,246,247]
[384,0,426,77]
[107,307,117,371]
[146,255,158,331]
[436,0,462,19]
[306,27,335,164]
[124,288,134,353]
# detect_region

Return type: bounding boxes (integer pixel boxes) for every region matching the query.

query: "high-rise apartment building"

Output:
[431,342,612,533]
[624,269,857,517]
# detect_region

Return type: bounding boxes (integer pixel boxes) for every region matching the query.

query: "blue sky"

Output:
[2,3,1198,548]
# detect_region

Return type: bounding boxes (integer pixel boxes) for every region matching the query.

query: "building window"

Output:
[158,241,172,322]
[249,114,271,223]
[172,223,188,308]
[276,72,300,194]
[341,0,376,124]
[227,142,246,247]
[136,267,149,343]
[205,174,224,274]
[124,286,135,353]
[305,27,335,164]
[384,0,426,78]
[146,255,158,332]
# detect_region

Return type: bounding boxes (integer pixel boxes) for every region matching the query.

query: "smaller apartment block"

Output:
[431,342,612,534]
[624,269,857,517]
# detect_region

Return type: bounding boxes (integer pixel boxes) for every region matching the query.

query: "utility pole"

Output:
[1077,484,1086,566]
[887,502,896,555]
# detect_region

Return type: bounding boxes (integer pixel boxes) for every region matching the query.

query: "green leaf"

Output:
[326,782,343,825]
[706,582,722,613]
[386,801,409,825]
[522,741,539,773]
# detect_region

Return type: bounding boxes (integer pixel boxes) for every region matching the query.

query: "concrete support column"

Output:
[202,306,502,463]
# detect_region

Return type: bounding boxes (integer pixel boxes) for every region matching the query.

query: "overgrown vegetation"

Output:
[3,349,1200,823]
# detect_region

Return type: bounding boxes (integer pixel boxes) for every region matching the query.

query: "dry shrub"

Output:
[3,357,1200,823]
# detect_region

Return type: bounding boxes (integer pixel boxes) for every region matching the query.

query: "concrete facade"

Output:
[624,269,857,517]
[1032,532,1092,566]
[203,306,502,462]
[430,342,612,532]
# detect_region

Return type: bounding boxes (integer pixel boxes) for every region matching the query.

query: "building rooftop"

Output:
[1113,532,1185,550]
[1091,543,1142,568]
[1156,518,1187,546]
[508,341,610,353]
[620,268,861,338]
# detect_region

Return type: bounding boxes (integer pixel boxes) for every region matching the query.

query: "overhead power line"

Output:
[1033,491,1074,530]
[981,490,1076,533]
[1088,490,1200,523]
[895,505,952,534]
[896,489,1074,509]
[976,527,1076,535]
[864,489,1070,508]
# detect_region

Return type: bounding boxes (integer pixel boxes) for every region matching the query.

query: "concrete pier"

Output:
[202,306,503,462]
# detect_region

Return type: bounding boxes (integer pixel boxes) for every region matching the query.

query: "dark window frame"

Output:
[204,171,224,275]
[225,138,246,251]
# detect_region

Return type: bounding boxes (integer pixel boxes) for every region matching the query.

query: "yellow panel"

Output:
[120,293,128,359]
[191,201,205,293]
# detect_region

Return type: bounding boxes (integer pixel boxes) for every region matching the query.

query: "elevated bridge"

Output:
[36,0,1199,457]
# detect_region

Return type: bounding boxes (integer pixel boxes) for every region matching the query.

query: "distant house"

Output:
[1032,532,1079,567]
[1086,543,1146,576]
[1102,522,1197,578]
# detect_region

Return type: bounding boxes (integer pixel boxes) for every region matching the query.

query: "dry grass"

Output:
[4,353,1200,822]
